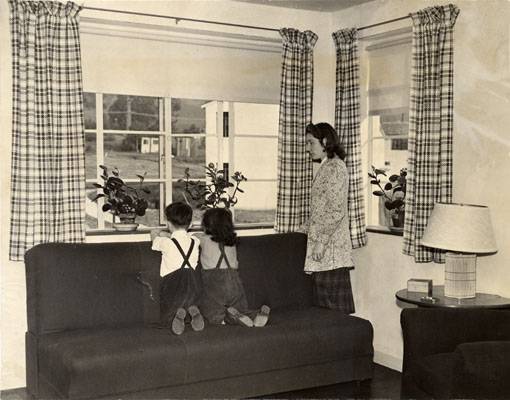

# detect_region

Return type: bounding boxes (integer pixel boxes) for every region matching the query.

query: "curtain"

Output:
[332,28,367,249]
[275,28,317,232]
[9,0,86,261]
[403,4,460,262]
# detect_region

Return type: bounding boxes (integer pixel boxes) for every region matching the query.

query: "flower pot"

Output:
[390,210,405,232]
[113,213,139,232]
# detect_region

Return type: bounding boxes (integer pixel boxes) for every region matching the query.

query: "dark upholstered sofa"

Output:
[401,308,510,399]
[25,232,374,399]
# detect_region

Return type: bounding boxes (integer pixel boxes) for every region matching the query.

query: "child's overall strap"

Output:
[215,243,232,269]
[171,238,195,269]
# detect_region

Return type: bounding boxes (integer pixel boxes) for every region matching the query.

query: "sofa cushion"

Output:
[238,233,313,310]
[38,307,373,399]
[25,242,161,334]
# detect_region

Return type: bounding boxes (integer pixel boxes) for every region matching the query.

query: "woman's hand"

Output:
[312,242,325,261]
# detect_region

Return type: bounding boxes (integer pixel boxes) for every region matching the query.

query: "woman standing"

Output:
[301,122,355,313]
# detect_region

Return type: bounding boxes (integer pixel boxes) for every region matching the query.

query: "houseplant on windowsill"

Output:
[180,163,247,209]
[92,165,150,231]
[369,166,407,231]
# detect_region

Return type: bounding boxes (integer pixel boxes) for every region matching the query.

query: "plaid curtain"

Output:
[9,0,86,261]
[403,4,459,263]
[332,28,367,249]
[275,28,317,232]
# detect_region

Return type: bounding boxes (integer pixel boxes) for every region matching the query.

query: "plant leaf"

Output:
[384,183,393,190]
[370,180,379,185]
[372,190,384,196]
[92,183,103,188]
[389,174,399,182]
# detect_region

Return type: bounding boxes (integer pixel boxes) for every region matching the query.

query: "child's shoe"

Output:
[226,307,253,327]
[253,305,270,327]
[171,307,186,335]
[188,305,205,332]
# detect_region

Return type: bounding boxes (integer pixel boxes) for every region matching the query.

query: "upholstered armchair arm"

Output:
[401,308,510,373]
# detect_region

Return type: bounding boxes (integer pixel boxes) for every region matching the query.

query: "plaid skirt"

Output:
[312,267,355,313]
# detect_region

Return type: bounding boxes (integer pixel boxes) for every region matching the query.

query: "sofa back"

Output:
[25,233,311,334]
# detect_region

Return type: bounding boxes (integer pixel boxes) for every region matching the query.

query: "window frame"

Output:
[84,93,279,232]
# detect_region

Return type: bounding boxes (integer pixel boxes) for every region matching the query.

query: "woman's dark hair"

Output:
[165,202,192,228]
[306,122,346,160]
[202,208,238,246]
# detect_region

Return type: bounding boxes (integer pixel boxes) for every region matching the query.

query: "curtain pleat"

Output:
[9,0,86,261]
[275,28,317,232]
[403,4,460,262]
[333,28,367,249]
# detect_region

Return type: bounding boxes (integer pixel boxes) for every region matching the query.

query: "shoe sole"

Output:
[254,305,270,327]
[227,307,254,327]
[188,305,205,331]
[171,308,186,335]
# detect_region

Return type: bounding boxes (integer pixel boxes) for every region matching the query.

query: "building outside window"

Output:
[84,93,278,231]
[360,30,412,229]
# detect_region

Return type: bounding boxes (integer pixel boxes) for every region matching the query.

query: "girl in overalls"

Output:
[196,208,270,327]
[151,202,204,335]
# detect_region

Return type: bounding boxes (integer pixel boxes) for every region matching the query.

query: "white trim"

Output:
[374,351,402,372]
[80,17,281,54]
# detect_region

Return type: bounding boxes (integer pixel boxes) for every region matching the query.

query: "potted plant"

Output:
[92,165,150,231]
[369,166,407,230]
[180,163,247,209]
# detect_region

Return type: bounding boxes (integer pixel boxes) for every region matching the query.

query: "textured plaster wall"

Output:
[332,0,510,370]
[0,0,333,390]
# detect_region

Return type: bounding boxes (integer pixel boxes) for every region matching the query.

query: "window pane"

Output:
[85,184,99,229]
[367,112,408,227]
[172,137,205,179]
[233,180,276,224]
[83,92,96,129]
[135,183,162,228]
[85,133,97,179]
[103,94,160,131]
[172,181,205,224]
[104,134,162,179]
[171,98,210,134]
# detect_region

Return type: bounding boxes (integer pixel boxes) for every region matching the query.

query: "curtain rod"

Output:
[357,15,411,31]
[82,6,281,33]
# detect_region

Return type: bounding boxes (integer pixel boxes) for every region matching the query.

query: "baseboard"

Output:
[374,351,402,372]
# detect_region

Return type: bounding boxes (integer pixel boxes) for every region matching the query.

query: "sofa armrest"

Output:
[455,341,510,398]
[401,308,510,373]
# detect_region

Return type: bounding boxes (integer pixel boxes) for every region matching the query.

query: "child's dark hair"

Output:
[202,208,238,246]
[306,122,346,160]
[165,202,192,228]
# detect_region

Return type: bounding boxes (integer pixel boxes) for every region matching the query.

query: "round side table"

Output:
[395,286,510,309]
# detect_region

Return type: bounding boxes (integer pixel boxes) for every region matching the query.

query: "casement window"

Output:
[84,93,278,231]
[360,30,412,229]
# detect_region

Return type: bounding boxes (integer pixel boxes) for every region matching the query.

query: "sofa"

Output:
[401,308,510,399]
[25,232,374,399]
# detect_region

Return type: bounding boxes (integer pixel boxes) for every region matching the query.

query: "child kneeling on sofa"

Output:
[195,208,270,327]
[151,202,204,335]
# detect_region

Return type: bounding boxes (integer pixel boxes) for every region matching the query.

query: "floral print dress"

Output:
[302,156,354,273]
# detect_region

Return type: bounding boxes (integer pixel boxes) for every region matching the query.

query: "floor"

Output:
[0,363,402,400]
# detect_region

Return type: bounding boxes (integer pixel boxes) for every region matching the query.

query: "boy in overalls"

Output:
[151,202,204,335]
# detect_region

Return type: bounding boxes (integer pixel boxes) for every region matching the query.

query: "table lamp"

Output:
[420,203,497,299]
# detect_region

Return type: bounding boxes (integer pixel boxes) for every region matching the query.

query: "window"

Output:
[360,32,412,228]
[84,93,278,231]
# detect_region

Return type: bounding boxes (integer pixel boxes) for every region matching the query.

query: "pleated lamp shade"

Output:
[421,203,497,254]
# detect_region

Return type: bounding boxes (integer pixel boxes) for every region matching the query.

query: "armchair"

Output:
[400,308,510,399]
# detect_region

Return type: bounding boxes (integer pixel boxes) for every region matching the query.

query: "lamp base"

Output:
[444,253,476,299]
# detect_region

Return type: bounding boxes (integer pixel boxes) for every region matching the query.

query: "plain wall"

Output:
[0,0,334,389]
[332,0,510,370]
